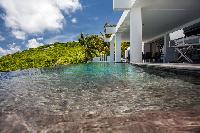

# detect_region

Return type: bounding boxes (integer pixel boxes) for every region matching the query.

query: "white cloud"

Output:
[27,38,44,48]
[12,31,26,40]
[45,33,79,44]
[71,18,77,24]
[0,35,5,41]
[0,0,82,40]
[0,43,21,56]
[56,0,82,13]
[36,37,43,41]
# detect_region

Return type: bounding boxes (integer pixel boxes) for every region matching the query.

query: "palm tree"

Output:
[78,33,110,62]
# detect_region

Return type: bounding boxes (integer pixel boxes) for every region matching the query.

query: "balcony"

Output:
[105,26,116,34]
[113,0,134,10]
[104,37,111,42]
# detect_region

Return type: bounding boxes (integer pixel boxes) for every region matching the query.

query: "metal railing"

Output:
[169,35,200,63]
[170,35,200,47]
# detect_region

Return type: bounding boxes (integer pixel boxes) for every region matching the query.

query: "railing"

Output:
[105,27,116,34]
[170,35,200,47]
[169,35,200,63]
[92,54,108,62]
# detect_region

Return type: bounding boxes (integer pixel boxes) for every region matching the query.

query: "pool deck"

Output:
[132,63,200,76]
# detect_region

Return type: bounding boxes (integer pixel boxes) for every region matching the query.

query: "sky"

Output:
[0,0,122,56]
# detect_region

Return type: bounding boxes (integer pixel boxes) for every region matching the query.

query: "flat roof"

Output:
[115,0,200,42]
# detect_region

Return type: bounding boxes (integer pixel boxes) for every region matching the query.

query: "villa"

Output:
[104,0,200,71]
[1,0,200,132]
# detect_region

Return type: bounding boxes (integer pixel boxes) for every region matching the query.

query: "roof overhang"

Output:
[113,0,136,10]
[114,0,200,42]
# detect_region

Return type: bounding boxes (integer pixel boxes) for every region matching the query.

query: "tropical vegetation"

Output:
[121,42,130,57]
[0,34,109,72]
[0,33,129,72]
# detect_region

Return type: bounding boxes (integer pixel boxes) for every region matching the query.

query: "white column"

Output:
[125,50,128,59]
[110,41,115,62]
[163,34,175,63]
[100,54,102,61]
[130,8,143,63]
[115,33,121,62]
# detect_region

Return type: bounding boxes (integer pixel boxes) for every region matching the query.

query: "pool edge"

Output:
[131,63,200,77]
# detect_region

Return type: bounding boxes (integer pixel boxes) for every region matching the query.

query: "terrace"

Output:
[104,0,200,71]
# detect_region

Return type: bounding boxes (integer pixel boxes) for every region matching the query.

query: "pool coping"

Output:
[132,63,200,77]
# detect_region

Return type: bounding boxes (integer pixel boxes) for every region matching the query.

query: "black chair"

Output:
[153,52,162,63]
[144,52,152,62]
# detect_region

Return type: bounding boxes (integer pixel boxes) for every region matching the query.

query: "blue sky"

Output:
[0,0,122,56]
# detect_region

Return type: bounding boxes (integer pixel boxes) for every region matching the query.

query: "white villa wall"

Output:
[111,0,200,63]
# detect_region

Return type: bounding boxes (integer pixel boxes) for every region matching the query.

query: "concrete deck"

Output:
[133,63,200,77]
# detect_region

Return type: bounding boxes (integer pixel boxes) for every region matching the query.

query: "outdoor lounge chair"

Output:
[170,35,200,63]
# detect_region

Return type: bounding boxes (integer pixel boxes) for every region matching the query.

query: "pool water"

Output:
[0,63,200,132]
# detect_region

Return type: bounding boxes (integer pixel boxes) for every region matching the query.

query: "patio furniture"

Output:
[144,52,152,62]
[153,52,162,63]
[170,35,200,63]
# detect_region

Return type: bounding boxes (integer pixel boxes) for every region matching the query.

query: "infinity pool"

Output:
[0,63,200,132]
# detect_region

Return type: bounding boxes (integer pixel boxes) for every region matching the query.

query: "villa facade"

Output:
[105,0,200,64]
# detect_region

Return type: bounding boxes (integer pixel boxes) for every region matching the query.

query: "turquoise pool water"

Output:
[0,63,200,115]
[0,63,200,114]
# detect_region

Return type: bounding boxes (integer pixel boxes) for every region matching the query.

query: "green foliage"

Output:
[105,34,112,38]
[78,33,110,62]
[0,42,85,71]
[0,34,110,72]
[121,42,130,58]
